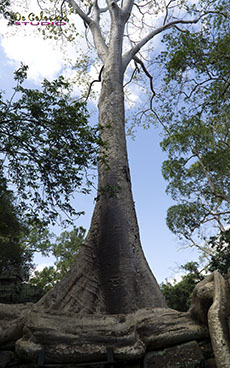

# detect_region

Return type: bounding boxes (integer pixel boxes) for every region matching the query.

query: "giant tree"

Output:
[31,0,213,316]
[1,0,230,366]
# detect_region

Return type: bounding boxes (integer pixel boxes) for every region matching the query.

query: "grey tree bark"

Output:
[37,4,166,313]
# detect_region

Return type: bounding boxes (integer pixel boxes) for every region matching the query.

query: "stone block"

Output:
[144,341,205,368]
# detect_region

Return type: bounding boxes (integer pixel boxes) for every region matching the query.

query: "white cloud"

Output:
[1,30,64,84]
[30,259,55,278]
[167,272,184,285]
[35,262,54,272]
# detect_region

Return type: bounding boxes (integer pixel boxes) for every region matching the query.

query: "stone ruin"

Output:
[0,270,229,367]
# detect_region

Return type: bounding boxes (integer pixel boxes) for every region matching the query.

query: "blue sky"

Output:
[0,10,201,284]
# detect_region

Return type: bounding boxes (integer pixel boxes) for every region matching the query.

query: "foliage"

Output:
[0,0,15,25]
[208,229,230,275]
[0,0,10,15]
[0,64,101,224]
[0,184,33,280]
[30,227,85,292]
[0,180,56,282]
[156,0,230,254]
[160,262,204,311]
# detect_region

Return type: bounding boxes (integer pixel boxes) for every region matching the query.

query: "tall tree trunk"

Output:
[37,62,166,315]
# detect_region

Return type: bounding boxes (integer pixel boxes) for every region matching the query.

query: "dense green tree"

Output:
[30,227,85,292]
[0,182,33,280]
[208,229,230,275]
[160,262,204,312]
[155,0,230,256]
[0,63,100,284]
[0,64,101,225]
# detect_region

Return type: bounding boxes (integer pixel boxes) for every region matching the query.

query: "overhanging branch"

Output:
[122,17,201,69]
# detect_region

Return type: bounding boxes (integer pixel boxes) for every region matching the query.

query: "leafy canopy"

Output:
[0,64,101,224]
[156,0,230,255]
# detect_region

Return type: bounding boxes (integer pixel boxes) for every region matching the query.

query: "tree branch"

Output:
[96,0,121,14]
[194,149,230,204]
[122,17,201,69]
[85,66,104,100]
[182,233,213,257]
[163,0,177,25]
[66,0,108,62]
[66,0,92,25]
[121,0,134,23]
[133,55,156,103]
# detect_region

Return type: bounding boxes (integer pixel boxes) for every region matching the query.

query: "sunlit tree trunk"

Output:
[37,35,166,314]
[33,0,203,316]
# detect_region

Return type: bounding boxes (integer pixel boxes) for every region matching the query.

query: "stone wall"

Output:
[0,339,217,368]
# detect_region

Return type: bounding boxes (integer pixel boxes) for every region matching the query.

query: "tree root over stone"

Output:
[0,271,229,368]
[190,270,230,368]
[15,307,209,363]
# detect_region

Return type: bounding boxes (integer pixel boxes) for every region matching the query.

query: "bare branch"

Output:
[163,0,177,25]
[133,2,145,16]
[182,77,214,99]
[182,234,213,257]
[123,65,138,88]
[66,0,92,26]
[122,17,201,69]
[131,56,171,132]
[85,66,104,101]
[66,0,108,62]
[133,55,155,98]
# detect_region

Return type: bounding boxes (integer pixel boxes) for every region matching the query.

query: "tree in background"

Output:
[0,181,33,280]
[0,64,101,225]
[156,0,230,261]
[160,262,204,312]
[30,227,86,292]
[208,229,230,275]
[0,63,101,291]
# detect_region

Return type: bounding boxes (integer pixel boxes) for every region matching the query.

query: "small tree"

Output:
[30,227,85,292]
[208,229,230,275]
[0,185,33,280]
[161,262,204,312]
